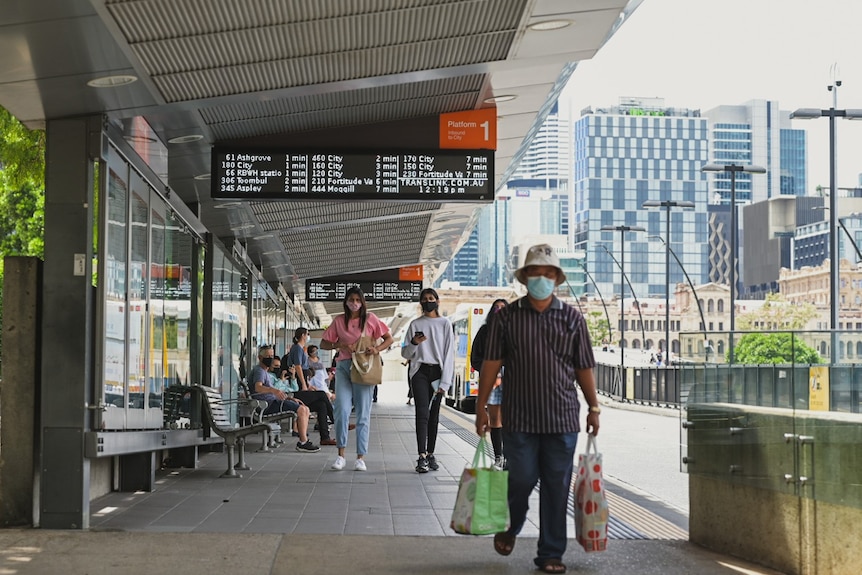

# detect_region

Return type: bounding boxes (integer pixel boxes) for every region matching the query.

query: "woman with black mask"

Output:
[401,288,454,473]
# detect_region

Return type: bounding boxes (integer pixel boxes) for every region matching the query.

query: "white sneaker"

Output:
[331,456,345,471]
[354,458,367,471]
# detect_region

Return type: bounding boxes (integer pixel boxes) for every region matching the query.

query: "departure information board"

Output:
[305,279,422,302]
[212,148,493,201]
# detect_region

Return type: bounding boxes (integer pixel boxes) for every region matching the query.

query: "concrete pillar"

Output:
[38,116,101,528]
[0,257,41,526]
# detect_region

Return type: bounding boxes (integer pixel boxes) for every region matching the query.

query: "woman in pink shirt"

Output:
[321,287,393,471]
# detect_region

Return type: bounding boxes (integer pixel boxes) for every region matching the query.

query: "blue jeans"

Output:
[334,359,374,456]
[504,430,579,563]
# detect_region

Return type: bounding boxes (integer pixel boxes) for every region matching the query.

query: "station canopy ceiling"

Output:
[0,0,640,316]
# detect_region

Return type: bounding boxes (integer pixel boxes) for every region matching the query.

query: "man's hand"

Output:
[586,412,600,436]
[475,405,489,436]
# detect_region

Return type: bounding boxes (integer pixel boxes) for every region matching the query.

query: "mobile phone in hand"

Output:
[414,331,424,338]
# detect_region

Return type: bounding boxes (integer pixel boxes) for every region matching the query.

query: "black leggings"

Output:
[292,390,333,440]
[411,363,442,455]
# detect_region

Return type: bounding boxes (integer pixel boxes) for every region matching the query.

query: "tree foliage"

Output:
[735,292,816,331]
[732,332,823,365]
[0,106,46,371]
[585,310,611,348]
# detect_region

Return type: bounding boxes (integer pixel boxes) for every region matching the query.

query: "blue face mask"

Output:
[526,276,555,300]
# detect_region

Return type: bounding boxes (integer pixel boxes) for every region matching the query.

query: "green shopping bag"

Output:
[450,436,510,535]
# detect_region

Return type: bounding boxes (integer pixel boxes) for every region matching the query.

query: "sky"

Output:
[559,0,862,190]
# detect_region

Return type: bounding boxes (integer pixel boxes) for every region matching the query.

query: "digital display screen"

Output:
[212,149,493,201]
[305,279,422,302]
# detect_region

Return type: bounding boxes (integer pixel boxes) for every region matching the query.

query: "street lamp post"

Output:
[839,216,862,263]
[600,224,645,400]
[575,264,614,346]
[642,199,695,362]
[792,82,862,359]
[648,235,709,360]
[701,163,765,363]
[812,206,862,264]
[597,243,647,345]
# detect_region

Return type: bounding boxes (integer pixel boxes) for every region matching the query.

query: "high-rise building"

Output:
[473,103,571,286]
[703,100,807,297]
[438,225,480,286]
[573,97,709,302]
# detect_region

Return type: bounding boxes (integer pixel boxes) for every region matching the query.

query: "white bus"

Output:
[447,302,492,413]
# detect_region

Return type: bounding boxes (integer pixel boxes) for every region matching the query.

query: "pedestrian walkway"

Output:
[0,389,785,574]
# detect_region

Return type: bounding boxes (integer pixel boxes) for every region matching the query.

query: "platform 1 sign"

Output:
[212,148,493,202]
[439,109,497,150]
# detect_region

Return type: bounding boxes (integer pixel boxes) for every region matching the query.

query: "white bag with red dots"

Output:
[574,435,609,552]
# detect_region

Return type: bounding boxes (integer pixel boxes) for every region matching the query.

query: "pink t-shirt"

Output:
[322,313,389,361]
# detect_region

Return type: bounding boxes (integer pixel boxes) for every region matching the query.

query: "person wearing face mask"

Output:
[270,355,336,446]
[285,327,314,392]
[470,298,509,470]
[401,288,455,473]
[250,345,319,452]
[475,244,600,575]
[320,286,393,471]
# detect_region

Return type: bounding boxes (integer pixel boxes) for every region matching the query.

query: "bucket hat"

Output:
[514,244,566,286]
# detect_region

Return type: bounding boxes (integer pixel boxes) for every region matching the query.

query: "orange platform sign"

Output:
[399,265,424,281]
[439,108,497,150]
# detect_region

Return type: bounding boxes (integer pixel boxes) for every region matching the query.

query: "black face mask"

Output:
[262,357,274,367]
[421,301,438,313]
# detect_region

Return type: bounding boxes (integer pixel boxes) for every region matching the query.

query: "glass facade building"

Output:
[573,97,710,301]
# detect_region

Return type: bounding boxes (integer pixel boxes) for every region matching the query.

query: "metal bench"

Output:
[194,384,274,478]
[238,380,297,448]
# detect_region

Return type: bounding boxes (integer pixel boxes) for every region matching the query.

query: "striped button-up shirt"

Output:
[484,295,596,434]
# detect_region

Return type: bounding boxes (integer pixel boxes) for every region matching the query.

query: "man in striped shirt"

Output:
[476,243,601,574]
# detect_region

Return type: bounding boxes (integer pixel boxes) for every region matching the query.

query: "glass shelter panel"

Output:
[211,245,246,404]
[126,173,149,427]
[164,211,193,389]
[101,160,129,429]
[149,197,167,413]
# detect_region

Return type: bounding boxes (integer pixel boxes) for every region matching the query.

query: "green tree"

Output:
[732,332,823,365]
[0,106,46,371]
[585,310,610,347]
[735,292,816,331]
[0,107,45,194]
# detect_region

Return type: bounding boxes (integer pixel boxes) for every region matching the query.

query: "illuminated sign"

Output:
[212,148,494,202]
[305,268,424,302]
[439,108,497,150]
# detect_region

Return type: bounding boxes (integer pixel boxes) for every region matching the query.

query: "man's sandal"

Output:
[493,532,516,556]
[535,558,567,574]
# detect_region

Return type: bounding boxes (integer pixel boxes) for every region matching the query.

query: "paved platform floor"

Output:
[0,389,786,574]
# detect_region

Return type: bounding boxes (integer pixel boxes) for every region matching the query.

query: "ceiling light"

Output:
[528,19,573,31]
[168,134,204,144]
[87,75,138,88]
[213,202,241,209]
[123,135,157,144]
[261,250,281,255]
[483,95,517,104]
[231,223,256,231]
[194,173,211,180]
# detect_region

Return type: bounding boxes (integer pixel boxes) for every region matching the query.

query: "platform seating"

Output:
[193,384,273,478]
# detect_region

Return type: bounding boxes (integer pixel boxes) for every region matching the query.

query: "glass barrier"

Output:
[680,330,862,510]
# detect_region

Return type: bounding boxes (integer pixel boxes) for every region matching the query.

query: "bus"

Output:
[447,303,491,413]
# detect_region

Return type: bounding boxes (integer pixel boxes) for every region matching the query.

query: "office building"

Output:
[703,100,807,297]
[573,97,709,302]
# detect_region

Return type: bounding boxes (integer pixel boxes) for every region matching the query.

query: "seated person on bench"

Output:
[251,345,319,453]
[271,355,336,446]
